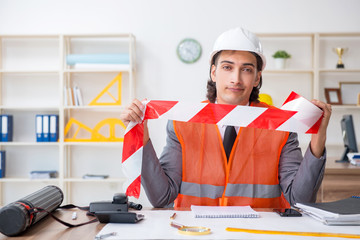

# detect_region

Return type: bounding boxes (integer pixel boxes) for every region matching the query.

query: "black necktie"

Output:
[223,126,237,159]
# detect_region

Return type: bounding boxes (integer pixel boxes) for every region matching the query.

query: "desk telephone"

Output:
[89,193,144,223]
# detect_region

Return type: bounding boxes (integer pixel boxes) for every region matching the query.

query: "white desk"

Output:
[98,210,360,239]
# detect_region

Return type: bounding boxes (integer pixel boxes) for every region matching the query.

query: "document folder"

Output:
[42,115,50,142]
[1,115,13,142]
[295,197,360,225]
[49,115,59,142]
[36,115,43,142]
[0,151,5,178]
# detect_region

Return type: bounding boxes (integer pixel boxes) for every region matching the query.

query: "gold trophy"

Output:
[333,47,348,69]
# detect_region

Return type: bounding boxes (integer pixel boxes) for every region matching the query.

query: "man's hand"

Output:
[310,99,332,158]
[120,99,150,144]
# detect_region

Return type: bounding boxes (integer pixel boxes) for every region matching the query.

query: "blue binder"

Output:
[0,151,5,178]
[36,115,43,142]
[42,115,50,142]
[49,115,59,142]
[1,115,13,142]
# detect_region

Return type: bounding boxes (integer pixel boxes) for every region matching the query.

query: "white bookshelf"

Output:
[0,34,136,206]
[1,32,359,206]
[258,32,360,157]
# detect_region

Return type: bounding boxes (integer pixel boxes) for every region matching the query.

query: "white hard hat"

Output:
[209,27,266,70]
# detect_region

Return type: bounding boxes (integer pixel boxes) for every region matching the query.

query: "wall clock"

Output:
[176,38,202,64]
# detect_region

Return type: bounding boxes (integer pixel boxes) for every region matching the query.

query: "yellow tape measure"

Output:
[226,228,360,239]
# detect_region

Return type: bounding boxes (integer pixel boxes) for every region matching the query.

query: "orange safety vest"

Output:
[173,101,290,208]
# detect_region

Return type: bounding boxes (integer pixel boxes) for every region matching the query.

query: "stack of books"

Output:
[64,85,83,106]
[295,196,360,225]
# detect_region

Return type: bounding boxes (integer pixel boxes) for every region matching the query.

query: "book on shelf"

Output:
[0,151,5,178]
[294,196,360,225]
[67,87,74,106]
[64,86,83,106]
[190,205,259,218]
[74,86,83,106]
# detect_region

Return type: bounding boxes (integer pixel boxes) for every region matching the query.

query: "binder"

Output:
[0,151,5,178]
[1,115,13,142]
[36,115,43,142]
[42,115,50,142]
[49,115,59,142]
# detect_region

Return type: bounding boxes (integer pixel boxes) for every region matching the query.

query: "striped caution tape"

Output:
[122,91,323,198]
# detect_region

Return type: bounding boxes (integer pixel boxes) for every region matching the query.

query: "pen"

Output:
[170,213,177,220]
[95,232,117,239]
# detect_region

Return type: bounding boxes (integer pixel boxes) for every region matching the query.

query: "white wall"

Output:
[4,0,356,152]
[1,0,360,102]
[1,0,360,204]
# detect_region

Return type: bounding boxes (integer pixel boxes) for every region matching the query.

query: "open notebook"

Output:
[191,205,259,218]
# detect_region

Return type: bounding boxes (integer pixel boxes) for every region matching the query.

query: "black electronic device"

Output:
[89,193,142,213]
[89,193,143,223]
[273,208,302,217]
[337,115,358,163]
[95,211,144,223]
[0,185,63,237]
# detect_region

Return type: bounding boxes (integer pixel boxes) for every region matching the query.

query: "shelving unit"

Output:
[0,34,136,205]
[258,32,360,157]
[0,32,359,206]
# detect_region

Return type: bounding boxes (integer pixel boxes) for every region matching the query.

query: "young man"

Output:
[120,27,332,208]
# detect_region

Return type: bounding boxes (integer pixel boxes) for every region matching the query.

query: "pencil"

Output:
[170,213,176,220]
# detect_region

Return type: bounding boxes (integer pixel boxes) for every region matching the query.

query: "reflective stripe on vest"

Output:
[180,182,224,199]
[181,181,282,199]
[225,183,282,198]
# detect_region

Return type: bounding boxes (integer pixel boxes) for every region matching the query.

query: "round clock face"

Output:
[177,38,202,64]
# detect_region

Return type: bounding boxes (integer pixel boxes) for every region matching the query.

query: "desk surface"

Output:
[0,209,105,240]
[0,208,359,240]
[1,160,359,239]
[325,158,360,174]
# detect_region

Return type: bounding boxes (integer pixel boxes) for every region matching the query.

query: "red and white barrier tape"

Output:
[122,92,323,198]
